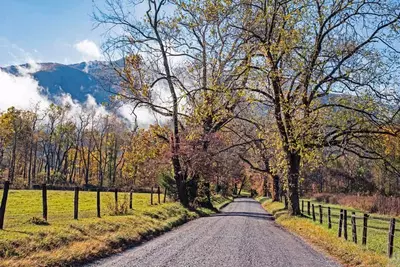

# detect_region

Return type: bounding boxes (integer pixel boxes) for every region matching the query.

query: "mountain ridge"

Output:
[1,60,123,104]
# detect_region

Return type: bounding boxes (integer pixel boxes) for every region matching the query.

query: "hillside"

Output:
[1,60,122,104]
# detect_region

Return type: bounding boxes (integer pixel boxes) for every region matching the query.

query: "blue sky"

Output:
[0,0,103,66]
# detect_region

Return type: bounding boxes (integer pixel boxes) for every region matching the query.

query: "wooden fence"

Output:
[301,199,398,258]
[0,181,168,230]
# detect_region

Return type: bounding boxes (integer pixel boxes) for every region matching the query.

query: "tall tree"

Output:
[235,0,400,214]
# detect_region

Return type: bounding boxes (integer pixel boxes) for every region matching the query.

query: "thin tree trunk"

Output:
[8,130,18,182]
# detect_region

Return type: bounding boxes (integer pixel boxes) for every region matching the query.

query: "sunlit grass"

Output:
[299,198,400,256]
[0,189,229,266]
[211,194,233,210]
[259,198,400,267]
[1,190,162,229]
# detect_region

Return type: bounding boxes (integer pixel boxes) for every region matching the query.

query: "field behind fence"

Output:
[0,181,167,231]
[301,199,400,259]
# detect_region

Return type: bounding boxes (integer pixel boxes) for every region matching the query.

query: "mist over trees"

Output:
[1,0,399,214]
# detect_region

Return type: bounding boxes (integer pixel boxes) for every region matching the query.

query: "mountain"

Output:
[2,60,123,104]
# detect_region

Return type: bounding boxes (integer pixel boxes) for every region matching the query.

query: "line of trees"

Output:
[92,0,400,214]
[1,0,399,215]
[0,102,246,199]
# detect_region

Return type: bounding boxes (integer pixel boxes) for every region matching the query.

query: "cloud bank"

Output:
[0,64,163,128]
[74,40,102,61]
[0,67,51,111]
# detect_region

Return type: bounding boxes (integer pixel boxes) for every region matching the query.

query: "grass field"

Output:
[259,198,400,267]
[0,189,230,267]
[299,198,400,257]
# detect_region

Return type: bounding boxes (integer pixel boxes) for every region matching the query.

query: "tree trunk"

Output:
[85,145,91,186]
[28,141,34,188]
[287,152,301,215]
[69,147,78,183]
[238,176,246,195]
[272,175,280,201]
[8,130,17,182]
[263,176,268,197]
[175,167,188,207]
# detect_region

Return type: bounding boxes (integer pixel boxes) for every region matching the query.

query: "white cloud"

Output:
[0,67,51,111]
[74,40,102,60]
[0,57,160,129]
[117,104,169,128]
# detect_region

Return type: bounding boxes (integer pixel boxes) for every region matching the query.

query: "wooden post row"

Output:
[351,212,357,244]
[319,205,323,224]
[343,209,348,240]
[163,188,167,203]
[97,188,101,218]
[0,181,10,230]
[338,209,343,237]
[157,186,161,204]
[307,201,311,216]
[74,186,79,220]
[388,218,396,258]
[302,200,304,213]
[328,207,332,229]
[312,204,316,222]
[362,214,368,246]
[42,184,48,221]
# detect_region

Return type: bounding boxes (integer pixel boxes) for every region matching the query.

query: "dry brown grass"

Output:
[312,193,400,216]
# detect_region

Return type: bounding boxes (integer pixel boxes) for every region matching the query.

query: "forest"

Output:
[1,0,400,216]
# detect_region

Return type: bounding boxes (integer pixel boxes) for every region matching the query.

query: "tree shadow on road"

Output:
[211,211,275,221]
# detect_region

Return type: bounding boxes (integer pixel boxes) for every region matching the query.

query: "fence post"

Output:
[302,200,304,213]
[97,188,101,218]
[307,201,311,215]
[312,204,316,222]
[157,186,161,204]
[42,184,48,221]
[351,212,357,244]
[338,209,343,237]
[343,209,348,240]
[319,205,323,224]
[74,186,79,220]
[114,188,118,207]
[0,181,10,229]
[388,218,396,258]
[362,214,368,246]
[163,188,167,203]
[328,207,332,229]
[151,187,153,205]
[129,191,133,209]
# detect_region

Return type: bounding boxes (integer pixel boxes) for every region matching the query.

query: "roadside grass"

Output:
[233,190,251,198]
[0,189,230,267]
[258,198,400,267]
[300,198,400,257]
[211,194,233,210]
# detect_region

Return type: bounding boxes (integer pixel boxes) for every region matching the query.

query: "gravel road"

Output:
[88,198,340,267]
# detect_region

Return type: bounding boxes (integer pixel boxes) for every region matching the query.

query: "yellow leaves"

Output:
[186,131,201,141]
[125,54,142,69]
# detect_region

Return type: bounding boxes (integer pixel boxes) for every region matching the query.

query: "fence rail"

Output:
[301,199,398,258]
[0,181,167,230]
